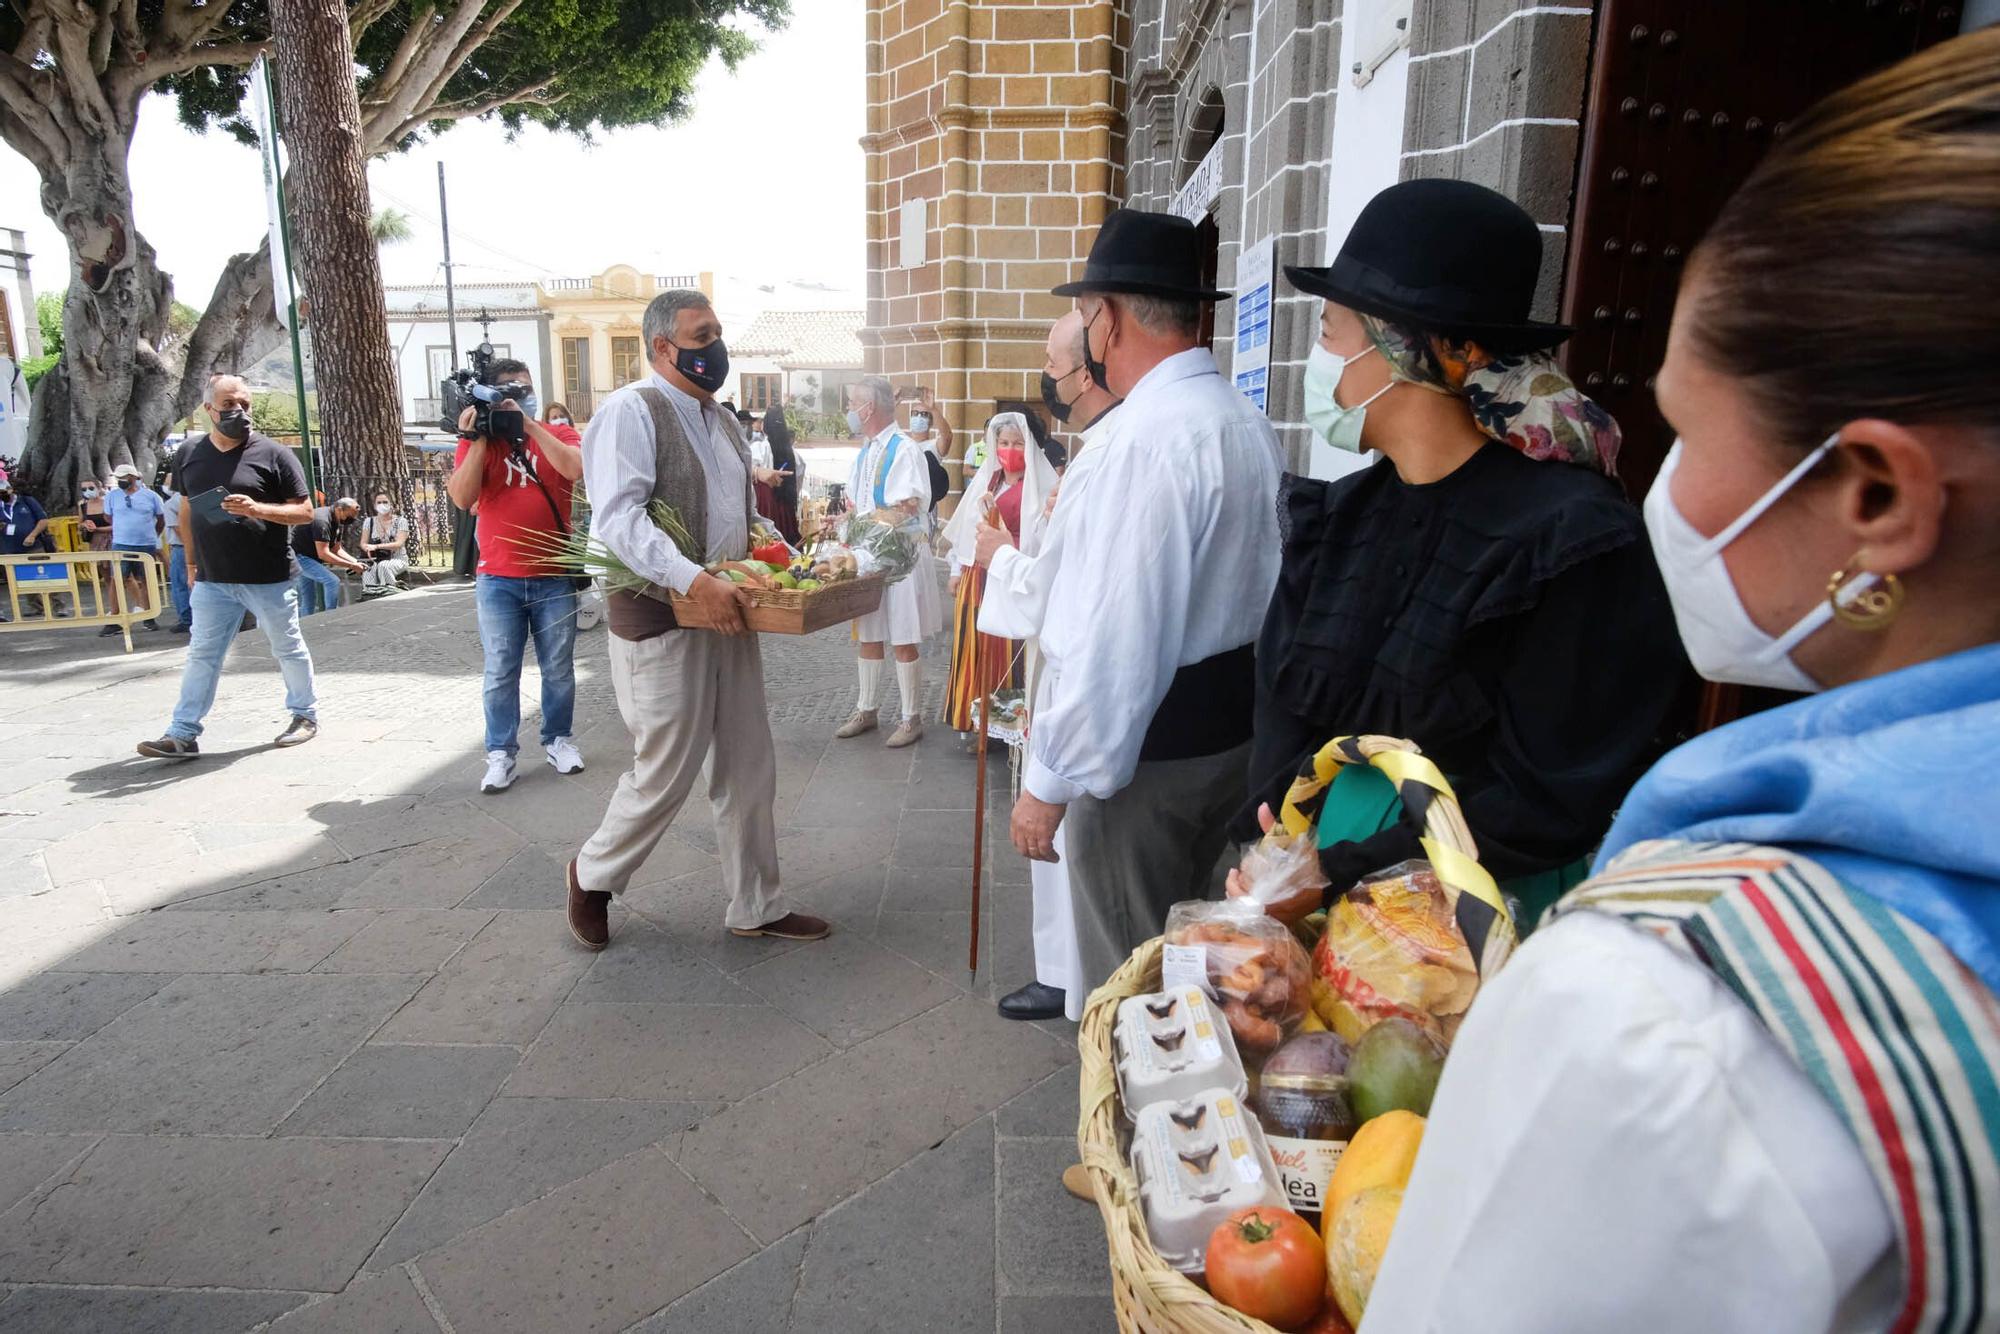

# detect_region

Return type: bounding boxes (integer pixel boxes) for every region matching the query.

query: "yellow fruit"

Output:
[1324,1110,1423,1223]
[1325,1185,1402,1326]
[1297,1007,1328,1034]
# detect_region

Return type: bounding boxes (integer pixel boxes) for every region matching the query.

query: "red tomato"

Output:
[1204,1206,1326,1330]
[1298,1301,1355,1334]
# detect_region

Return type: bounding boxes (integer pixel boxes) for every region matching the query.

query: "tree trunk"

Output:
[270,0,406,494]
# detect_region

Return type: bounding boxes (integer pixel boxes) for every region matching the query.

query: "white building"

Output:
[729,309,865,417]
[384,282,551,429]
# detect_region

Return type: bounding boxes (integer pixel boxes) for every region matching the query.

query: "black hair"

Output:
[488,358,531,381]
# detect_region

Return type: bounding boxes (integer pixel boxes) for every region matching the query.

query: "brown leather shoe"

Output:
[729,911,831,941]
[566,859,611,951]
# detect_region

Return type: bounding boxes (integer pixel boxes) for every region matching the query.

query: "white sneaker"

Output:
[545,736,585,774]
[480,750,518,793]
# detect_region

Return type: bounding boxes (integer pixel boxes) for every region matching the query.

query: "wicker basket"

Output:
[1076,735,1511,1333]
[668,572,884,635]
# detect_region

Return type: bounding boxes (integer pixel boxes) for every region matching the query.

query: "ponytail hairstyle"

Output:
[1686,26,2000,451]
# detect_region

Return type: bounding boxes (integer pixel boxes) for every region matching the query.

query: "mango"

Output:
[1324,1110,1423,1224]
[772,572,798,589]
[1348,1018,1445,1122]
[1326,1185,1403,1327]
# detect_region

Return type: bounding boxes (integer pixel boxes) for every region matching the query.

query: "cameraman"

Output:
[446,358,587,794]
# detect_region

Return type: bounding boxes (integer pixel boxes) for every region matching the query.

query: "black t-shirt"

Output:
[291,506,339,562]
[172,432,309,584]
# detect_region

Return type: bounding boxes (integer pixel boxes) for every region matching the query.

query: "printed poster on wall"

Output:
[1233,235,1274,412]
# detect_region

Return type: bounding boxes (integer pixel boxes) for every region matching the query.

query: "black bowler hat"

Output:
[1284,179,1570,353]
[1052,208,1230,302]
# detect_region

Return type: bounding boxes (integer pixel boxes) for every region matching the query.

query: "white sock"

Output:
[895,658,922,722]
[857,657,884,711]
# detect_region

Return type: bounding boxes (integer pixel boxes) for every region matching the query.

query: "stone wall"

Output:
[1398,3,1597,320]
[862,0,1130,468]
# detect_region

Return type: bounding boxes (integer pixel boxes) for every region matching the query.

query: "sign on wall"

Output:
[1232,236,1273,411]
[1171,139,1226,222]
[899,198,928,270]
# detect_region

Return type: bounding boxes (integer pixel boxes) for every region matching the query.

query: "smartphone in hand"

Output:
[189,486,230,524]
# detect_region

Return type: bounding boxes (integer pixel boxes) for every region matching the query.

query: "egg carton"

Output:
[1112,986,1247,1122]
[1130,1086,1286,1274]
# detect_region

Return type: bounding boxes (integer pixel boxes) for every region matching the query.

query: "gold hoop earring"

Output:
[1826,558,1905,631]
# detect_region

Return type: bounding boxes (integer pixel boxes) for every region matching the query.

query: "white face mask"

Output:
[550,417,570,427]
[81,488,99,499]
[1642,435,1876,693]
[910,412,932,434]
[1302,341,1393,452]
[374,502,392,514]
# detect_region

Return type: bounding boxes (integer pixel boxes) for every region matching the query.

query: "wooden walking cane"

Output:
[968,505,1003,978]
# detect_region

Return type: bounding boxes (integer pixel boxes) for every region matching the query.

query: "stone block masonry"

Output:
[863,1,1135,484]
[1399,2,1597,322]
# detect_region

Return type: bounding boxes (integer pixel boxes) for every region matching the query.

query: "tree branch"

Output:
[385,79,558,144]
[349,0,401,47]
[359,0,509,151]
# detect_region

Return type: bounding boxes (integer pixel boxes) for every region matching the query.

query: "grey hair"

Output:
[642,289,712,350]
[851,375,895,418]
[334,496,360,512]
[1107,292,1202,339]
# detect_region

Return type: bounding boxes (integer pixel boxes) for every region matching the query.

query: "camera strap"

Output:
[519,445,590,591]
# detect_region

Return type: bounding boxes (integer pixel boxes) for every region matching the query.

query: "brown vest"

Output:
[604,386,756,642]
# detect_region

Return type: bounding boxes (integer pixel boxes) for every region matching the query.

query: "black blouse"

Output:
[1243,442,1690,885]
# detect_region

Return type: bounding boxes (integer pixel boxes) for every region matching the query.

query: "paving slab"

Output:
[0,972,424,1135]
[997,1136,1118,1297]
[787,1118,995,1334]
[54,910,367,975]
[278,1043,520,1139]
[373,911,591,1044]
[368,1096,708,1268]
[263,1268,436,1333]
[413,1147,756,1334]
[0,1134,451,1290]
[0,1043,68,1096]
[997,1068,1084,1140]
[632,1231,808,1334]
[0,1132,99,1212]
[459,843,569,910]
[893,807,982,870]
[787,776,909,831]
[157,857,381,913]
[566,925,761,1005]
[0,976,170,1048]
[1000,1294,1122,1333]
[680,995,1070,1242]
[505,1002,829,1103]
[734,931,958,1047]
[311,909,495,975]
[0,1286,308,1334]
[872,909,993,990]
[334,831,523,910]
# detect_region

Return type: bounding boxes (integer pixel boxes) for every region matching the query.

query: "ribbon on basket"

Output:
[1277,734,1517,980]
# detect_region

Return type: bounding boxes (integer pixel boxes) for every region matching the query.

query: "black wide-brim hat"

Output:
[1284,179,1571,353]
[1053,208,1230,302]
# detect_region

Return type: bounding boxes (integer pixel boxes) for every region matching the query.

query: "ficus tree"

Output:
[0,0,785,500]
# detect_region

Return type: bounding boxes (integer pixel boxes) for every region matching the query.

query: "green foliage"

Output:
[34,292,62,357]
[152,1,791,152]
[166,301,201,342]
[21,353,58,389]
[782,396,848,441]
[370,208,414,245]
[249,391,320,438]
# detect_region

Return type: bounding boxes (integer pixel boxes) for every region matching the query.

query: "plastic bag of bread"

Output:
[1228,826,1328,926]
[1162,899,1312,1057]
[1309,861,1484,1048]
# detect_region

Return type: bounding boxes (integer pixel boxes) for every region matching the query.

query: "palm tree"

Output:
[369,207,414,246]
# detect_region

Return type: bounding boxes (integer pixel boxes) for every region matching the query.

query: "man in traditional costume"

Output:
[833,375,944,748]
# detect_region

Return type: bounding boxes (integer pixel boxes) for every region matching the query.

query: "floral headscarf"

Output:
[1360,313,1621,476]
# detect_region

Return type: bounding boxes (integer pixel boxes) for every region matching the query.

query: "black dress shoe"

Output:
[998,981,1066,1021]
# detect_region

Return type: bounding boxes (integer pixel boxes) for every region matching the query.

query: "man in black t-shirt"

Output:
[136,374,323,760]
[291,498,364,616]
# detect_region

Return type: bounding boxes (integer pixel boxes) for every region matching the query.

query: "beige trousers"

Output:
[576,629,787,930]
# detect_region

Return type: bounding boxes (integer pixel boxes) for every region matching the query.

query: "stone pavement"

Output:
[0,583,1117,1333]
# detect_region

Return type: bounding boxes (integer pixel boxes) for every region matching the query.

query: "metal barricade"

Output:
[0,549,166,652]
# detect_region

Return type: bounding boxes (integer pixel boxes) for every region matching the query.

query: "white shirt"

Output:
[1023,348,1282,805]
[160,491,184,546]
[751,436,774,471]
[1364,911,1898,1334]
[846,423,929,517]
[582,371,749,595]
[979,408,1120,637]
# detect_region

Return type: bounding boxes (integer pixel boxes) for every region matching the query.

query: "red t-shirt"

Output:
[455,424,582,578]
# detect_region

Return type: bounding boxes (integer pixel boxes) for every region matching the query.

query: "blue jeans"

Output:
[476,574,578,755]
[294,555,341,616]
[167,580,317,741]
[167,545,192,626]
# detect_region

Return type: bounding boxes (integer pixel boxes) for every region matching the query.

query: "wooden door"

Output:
[1560,0,1963,502]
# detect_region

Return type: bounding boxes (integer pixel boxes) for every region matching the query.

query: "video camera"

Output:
[439,342,530,447]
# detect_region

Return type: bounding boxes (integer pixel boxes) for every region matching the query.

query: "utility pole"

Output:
[439,164,458,366]
[1,228,42,359]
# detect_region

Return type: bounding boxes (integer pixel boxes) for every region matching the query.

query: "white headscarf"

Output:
[940,411,1059,570]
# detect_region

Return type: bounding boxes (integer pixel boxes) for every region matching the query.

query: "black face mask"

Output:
[1040,365,1086,424]
[668,337,730,395]
[214,408,251,441]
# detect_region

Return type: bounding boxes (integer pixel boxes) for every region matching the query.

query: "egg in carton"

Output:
[1112,986,1248,1122]
[1130,1087,1286,1274]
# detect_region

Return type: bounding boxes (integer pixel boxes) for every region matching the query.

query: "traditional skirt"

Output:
[942,565,1018,732]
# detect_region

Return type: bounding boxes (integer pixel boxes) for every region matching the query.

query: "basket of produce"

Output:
[667,561,884,635]
[1077,735,1516,1333]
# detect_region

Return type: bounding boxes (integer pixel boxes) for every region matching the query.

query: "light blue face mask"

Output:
[1302,340,1395,452]
[845,408,864,436]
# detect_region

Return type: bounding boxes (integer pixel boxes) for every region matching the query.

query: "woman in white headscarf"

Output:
[940,412,1058,736]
